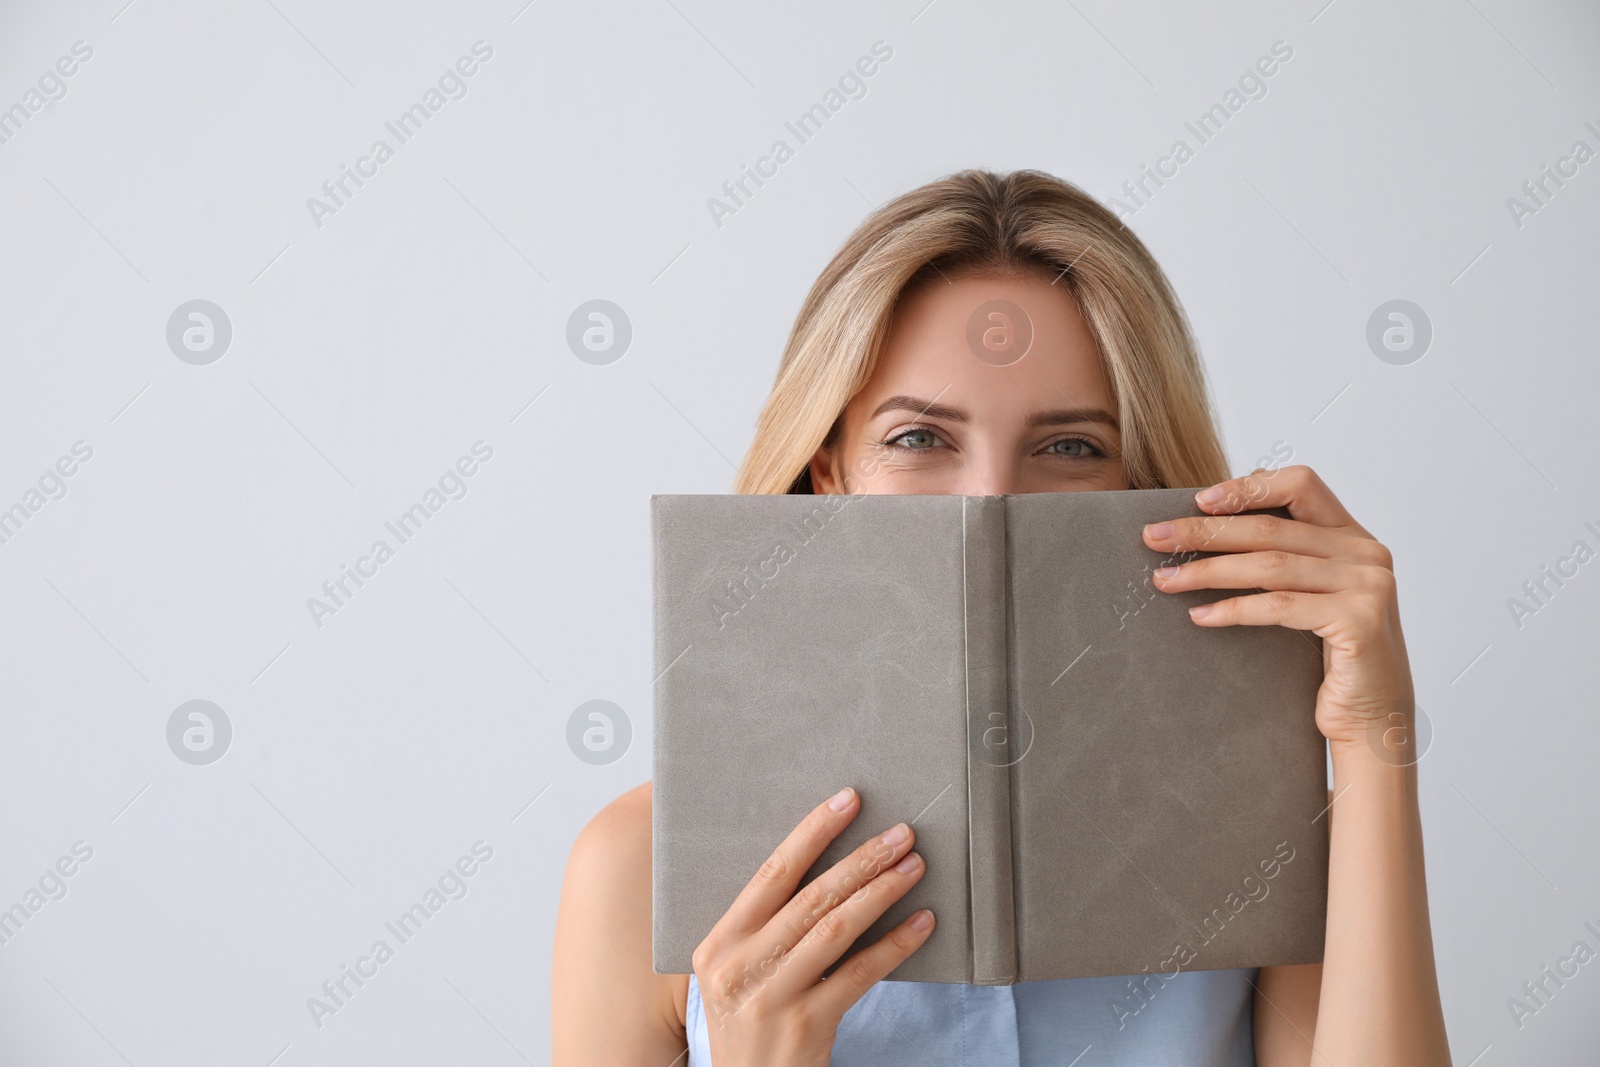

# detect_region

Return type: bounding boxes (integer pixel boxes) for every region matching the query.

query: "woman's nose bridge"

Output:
[962,440,1020,496]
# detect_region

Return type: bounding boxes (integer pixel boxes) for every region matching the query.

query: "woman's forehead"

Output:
[859,275,1113,420]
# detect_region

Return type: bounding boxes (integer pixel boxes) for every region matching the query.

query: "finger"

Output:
[1188,588,1378,635]
[1142,511,1390,567]
[760,821,915,953]
[1189,464,1367,533]
[709,787,861,942]
[1153,551,1392,597]
[764,848,930,999]
[1188,587,1384,698]
[809,908,937,1019]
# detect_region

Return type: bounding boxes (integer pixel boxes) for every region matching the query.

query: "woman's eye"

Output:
[1047,437,1098,458]
[890,428,942,450]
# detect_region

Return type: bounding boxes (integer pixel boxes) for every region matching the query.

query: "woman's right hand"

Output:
[691,786,935,1067]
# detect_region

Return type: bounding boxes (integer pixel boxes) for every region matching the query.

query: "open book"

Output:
[651,488,1329,985]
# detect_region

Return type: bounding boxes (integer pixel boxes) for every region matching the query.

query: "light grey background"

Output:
[1,0,1595,1062]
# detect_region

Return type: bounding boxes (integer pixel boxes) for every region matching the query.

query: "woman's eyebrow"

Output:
[869,395,967,422]
[868,395,1120,430]
[1025,407,1119,429]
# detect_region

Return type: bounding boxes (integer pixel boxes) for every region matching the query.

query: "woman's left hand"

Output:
[1141,464,1413,751]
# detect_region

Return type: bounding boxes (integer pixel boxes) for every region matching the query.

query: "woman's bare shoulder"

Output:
[567,782,663,900]
[582,779,654,842]
[565,782,659,909]
[554,781,690,1063]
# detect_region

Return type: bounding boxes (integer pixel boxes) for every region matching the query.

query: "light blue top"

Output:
[685,967,1257,1066]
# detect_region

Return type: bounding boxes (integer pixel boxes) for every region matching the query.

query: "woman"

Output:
[552,169,1451,1065]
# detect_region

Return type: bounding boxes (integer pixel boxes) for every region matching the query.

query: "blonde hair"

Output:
[733,168,1230,495]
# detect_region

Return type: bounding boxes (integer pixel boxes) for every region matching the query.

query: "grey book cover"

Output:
[651,488,1329,985]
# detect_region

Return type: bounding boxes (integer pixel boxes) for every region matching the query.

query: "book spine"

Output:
[962,496,1017,984]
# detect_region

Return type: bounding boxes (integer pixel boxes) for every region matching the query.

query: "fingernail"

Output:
[1190,604,1212,620]
[1145,522,1173,540]
[1155,565,1180,579]
[894,852,922,873]
[881,822,909,846]
[909,909,934,931]
[828,787,855,812]
[1195,486,1224,506]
